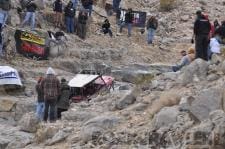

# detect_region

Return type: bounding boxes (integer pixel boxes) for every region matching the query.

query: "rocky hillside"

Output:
[1,0,225,149]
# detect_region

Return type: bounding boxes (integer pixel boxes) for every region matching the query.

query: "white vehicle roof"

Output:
[68,74,100,88]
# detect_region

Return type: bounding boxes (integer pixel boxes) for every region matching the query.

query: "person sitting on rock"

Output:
[57,78,71,119]
[77,10,88,39]
[102,19,113,37]
[208,32,221,60]
[35,76,45,120]
[216,21,225,43]
[172,48,195,72]
[20,1,37,30]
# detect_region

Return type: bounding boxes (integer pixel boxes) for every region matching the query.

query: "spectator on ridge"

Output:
[57,78,71,119]
[0,24,3,57]
[35,77,45,120]
[21,1,37,30]
[64,1,76,33]
[77,10,88,39]
[41,67,60,123]
[216,21,225,41]
[0,0,11,27]
[172,48,195,72]
[193,10,211,61]
[113,0,121,12]
[120,8,133,37]
[81,0,93,16]
[102,19,113,37]
[146,15,158,44]
[53,0,63,28]
[71,0,78,10]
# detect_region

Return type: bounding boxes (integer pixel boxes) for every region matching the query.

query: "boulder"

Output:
[0,99,16,112]
[0,138,10,149]
[19,112,40,133]
[81,115,121,142]
[0,125,34,149]
[180,59,209,86]
[189,88,223,121]
[35,125,60,143]
[47,130,69,145]
[14,100,35,121]
[61,110,97,122]
[160,0,177,11]
[220,60,225,74]
[8,10,21,27]
[115,90,136,110]
[152,106,180,129]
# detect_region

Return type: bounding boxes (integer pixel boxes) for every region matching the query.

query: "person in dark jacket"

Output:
[113,0,121,12]
[216,21,225,40]
[81,0,93,16]
[53,0,63,28]
[119,8,133,37]
[21,1,37,30]
[146,16,158,44]
[41,67,60,122]
[35,77,45,120]
[77,10,88,39]
[57,78,70,119]
[193,10,211,60]
[102,19,112,37]
[64,1,76,33]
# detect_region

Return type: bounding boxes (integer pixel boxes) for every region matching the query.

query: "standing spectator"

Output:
[77,10,88,39]
[21,1,37,30]
[0,0,11,27]
[35,77,45,120]
[64,1,76,33]
[146,16,158,44]
[0,24,3,57]
[120,8,133,37]
[71,0,78,10]
[81,0,93,16]
[41,67,60,122]
[57,78,70,119]
[193,10,211,60]
[115,8,121,34]
[113,0,121,12]
[53,0,63,28]
[102,19,113,37]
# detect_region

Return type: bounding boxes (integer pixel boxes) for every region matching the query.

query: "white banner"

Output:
[0,66,22,86]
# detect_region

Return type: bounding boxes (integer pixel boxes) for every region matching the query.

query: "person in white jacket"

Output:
[208,33,221,60]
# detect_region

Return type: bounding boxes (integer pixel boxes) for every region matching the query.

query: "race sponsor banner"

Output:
[0,66,22,86]
[120,9,147,28]
[14,29,49,59]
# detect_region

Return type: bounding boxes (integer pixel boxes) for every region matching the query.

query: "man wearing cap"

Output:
[41,67,60,122]
[193,10,211,60]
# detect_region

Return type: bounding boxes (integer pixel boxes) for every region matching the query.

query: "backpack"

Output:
[0,0,11,11]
